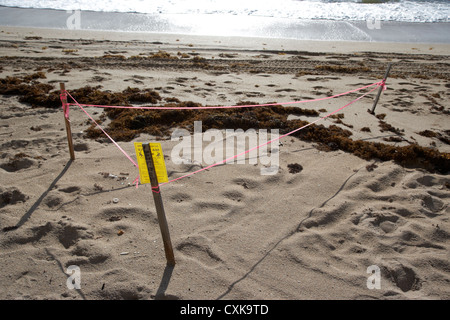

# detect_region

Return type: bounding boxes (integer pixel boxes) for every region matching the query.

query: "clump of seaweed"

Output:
[102,54,126,60]
[418,130,450,145]
[24,36,42,40]
[0,72,58,108]
[129,50,179,60]
[177,52,190,58]
[290,122,448,173]
[383,136,404,143]
[0,74,162,108]
[418,130,438,138]
[315,64,371,74]
[288,163,303,174]
[68,86,162,107]
[378,120,404,136]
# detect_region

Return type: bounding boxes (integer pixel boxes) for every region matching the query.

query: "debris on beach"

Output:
[287,163,303,174]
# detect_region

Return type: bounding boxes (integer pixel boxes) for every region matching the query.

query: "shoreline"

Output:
[0,6,449,44]
[1,25,450,57]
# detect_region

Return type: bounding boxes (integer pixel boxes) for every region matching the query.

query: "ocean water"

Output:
[0,0,449,23]
[0,1,449,42]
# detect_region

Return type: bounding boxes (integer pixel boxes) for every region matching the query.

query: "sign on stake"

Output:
[134,143,168,184]
[139,143,175,266]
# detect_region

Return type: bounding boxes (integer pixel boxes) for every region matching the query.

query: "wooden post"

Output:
[60,83,75,160]
[369,63,392,115]
[142,143,175,266]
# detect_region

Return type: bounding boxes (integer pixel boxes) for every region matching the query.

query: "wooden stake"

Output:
[142,143,175,266]
[60,83,75,160]
[369,63,393,115]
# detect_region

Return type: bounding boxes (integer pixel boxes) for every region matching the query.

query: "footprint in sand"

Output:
[176,235,223,268]
[232,177,259,190]
[170,193,192,203]
[0,187,28,208]
[68,240,110,265]
[382,262,422,292]
[194,201,231,211]
[97,206,158,224]
[0,156,35,172]
[222,190,244,202]
[43,192,65,209]
[94,269,153,299]
[8,221,94,250]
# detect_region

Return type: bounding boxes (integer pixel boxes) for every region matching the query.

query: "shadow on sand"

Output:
[2,159,73,232]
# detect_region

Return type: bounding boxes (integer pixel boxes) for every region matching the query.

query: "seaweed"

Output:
[315,64,371,74]
[418,130,450,145]
[102,54,126,60]
[383,136,404,143]
[288,163,303,174]
[0,73,58,108]
[1,75,448,173]
[24,36,42,40]
[0,74,162,108]
[285,120,448,173]
[378,120,404,136]
[418,130,438,138]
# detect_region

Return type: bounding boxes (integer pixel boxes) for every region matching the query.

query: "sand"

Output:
[0,26,449,300]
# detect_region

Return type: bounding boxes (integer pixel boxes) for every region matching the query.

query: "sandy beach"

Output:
[0,25,449,300]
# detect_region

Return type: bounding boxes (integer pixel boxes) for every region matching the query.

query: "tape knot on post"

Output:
[369,63,392,115]
[151,186,161,194]
[60,92,70,120]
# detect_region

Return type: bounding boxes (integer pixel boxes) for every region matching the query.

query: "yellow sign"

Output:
[148,143,169,183]
[134,142,168,184]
